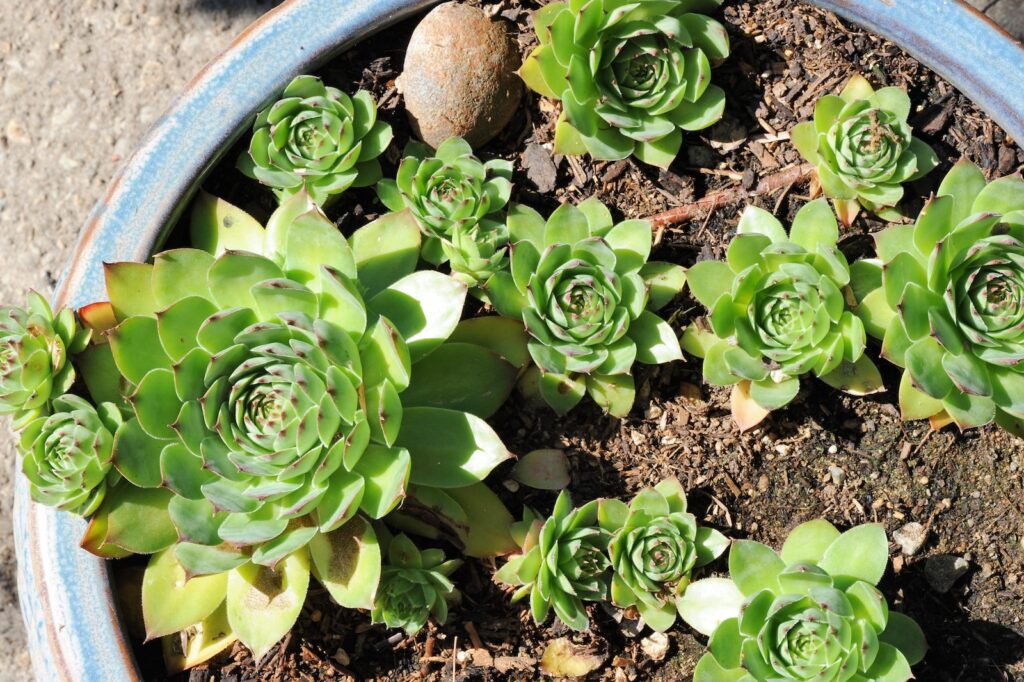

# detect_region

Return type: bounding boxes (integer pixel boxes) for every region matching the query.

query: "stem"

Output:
[648,163,816,229]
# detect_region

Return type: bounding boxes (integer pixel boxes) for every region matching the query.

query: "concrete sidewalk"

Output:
[0,1,1020,680]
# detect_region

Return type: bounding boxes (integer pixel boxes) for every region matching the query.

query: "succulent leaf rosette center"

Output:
[750,274,832,362]
[612,507,697,603]
[755,589,857,678]
[529,252,628,367]
[949,236,1024,349]
[829,108,907,184]
[196,315,364,525]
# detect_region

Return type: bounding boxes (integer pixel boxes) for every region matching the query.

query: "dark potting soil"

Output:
[131,0,1024,680]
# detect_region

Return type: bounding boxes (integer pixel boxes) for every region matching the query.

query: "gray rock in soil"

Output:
[522,143,557,194]
[893,522,928,556]
[925,554,971,593]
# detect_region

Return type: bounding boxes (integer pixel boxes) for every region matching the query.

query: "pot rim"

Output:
[13,0,1024,680]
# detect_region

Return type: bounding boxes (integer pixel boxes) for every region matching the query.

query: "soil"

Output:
[137,0,1024,680]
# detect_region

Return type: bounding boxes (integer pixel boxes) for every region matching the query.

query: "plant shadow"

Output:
[885,561,1024,681]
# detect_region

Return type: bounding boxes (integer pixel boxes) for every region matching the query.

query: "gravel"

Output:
[0,1,1020,679]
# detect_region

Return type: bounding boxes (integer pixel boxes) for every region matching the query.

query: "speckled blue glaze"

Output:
[808,0,1024,145]
[13,0,1024,680]
[14,1,437,680]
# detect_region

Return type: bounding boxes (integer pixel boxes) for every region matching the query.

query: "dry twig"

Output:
[647,163,816,229]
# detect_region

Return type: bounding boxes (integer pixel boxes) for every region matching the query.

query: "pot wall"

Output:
[13,0,1024,680]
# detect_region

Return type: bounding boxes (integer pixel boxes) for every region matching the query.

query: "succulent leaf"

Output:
[161,603,237,674]
[226,549,310,661]
[308,516,381,610]
[142,548,227,640]
[396,406,511,487]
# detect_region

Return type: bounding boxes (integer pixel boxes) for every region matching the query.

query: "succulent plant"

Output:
[519,0,730,168]
[791,76,937,225]
[86,192,516,568]
[376,137,512,286]
[487,199,685,416]
[679,520,927,681]
[19,394,122,515]
[371,533,462,635]
[238,75,393,206]
[0,292,89,428]
[85,192,523,665]
[683,200,883,430]
[604,478,728,632]
[851,161,1024,435]
[495,490,613,631]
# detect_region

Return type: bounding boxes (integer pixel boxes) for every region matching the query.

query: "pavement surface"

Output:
[0,1,1019,679]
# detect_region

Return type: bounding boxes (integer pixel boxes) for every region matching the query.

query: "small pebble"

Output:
[829,466,845,486]
[640,632,669,662]
[893,522,928,556]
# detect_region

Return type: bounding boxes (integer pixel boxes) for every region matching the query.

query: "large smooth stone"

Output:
[397,2,522,148]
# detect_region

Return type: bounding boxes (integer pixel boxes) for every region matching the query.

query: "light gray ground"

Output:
[0,1,1019,679]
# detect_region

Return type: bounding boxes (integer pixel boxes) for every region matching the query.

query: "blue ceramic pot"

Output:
[13,0,1023,680]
